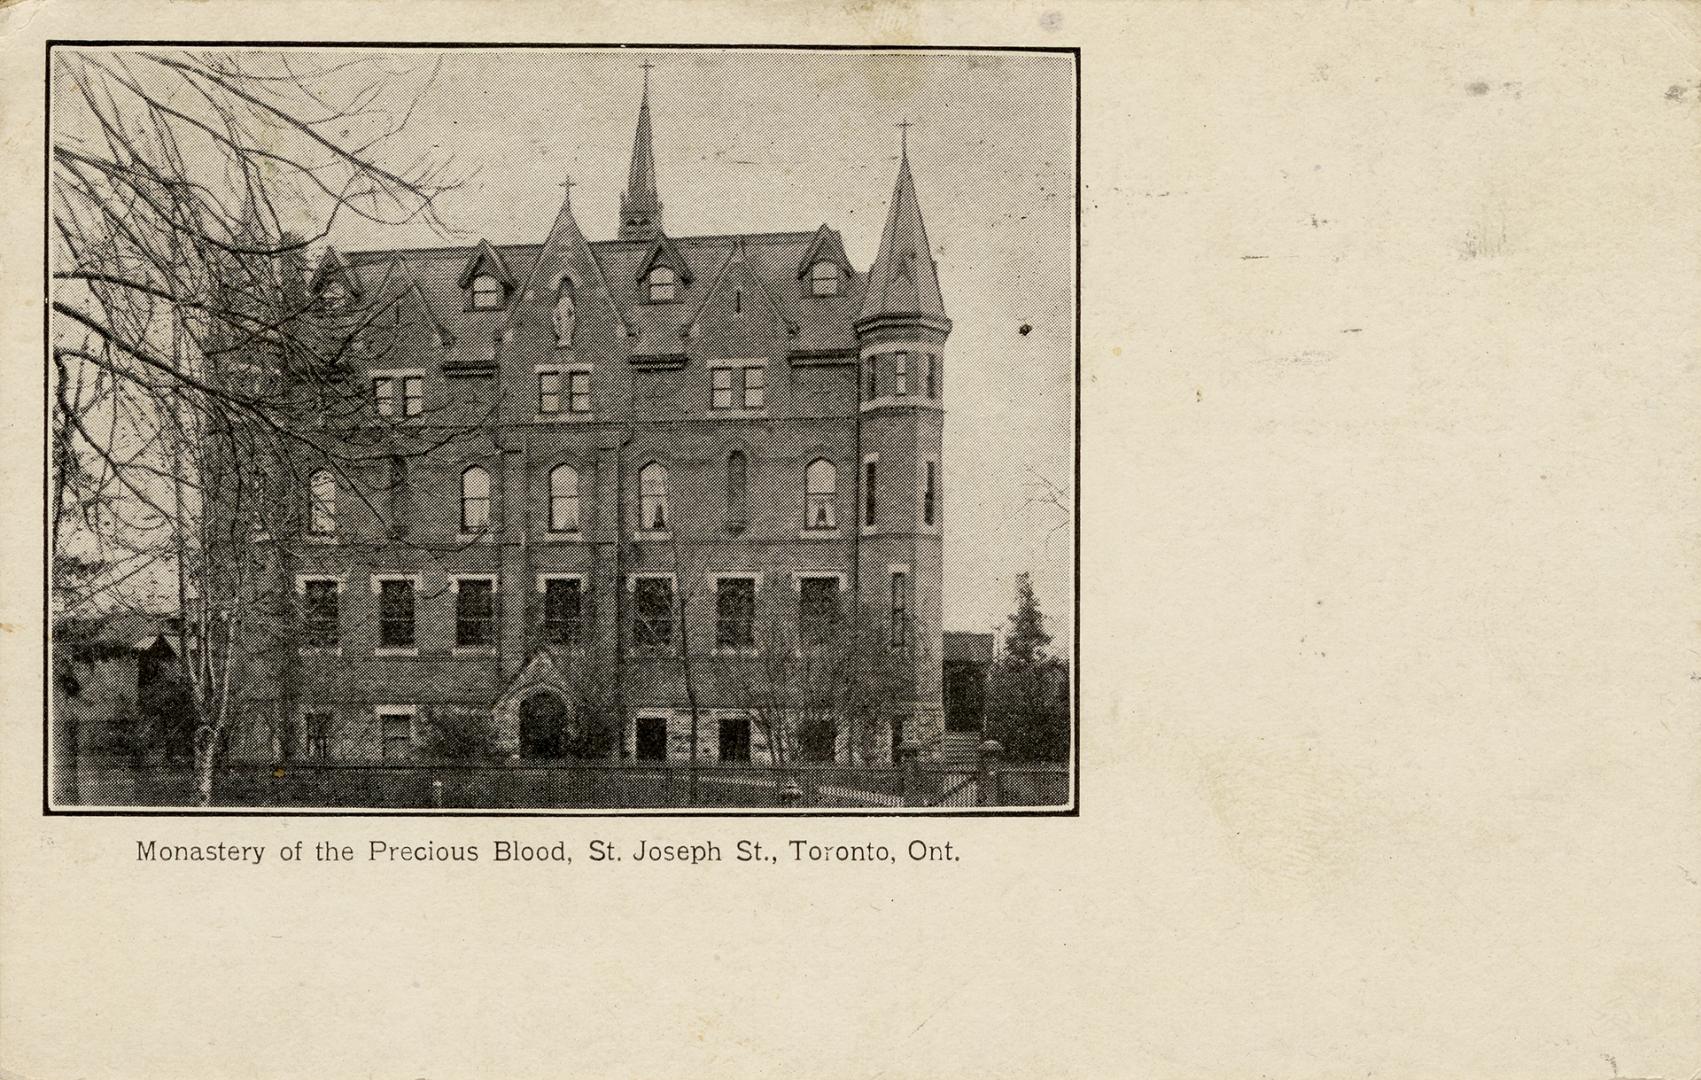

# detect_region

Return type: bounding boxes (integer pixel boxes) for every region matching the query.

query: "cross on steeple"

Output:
[640,59,655,99]
[558,175,575,202]
[896,118,913,158]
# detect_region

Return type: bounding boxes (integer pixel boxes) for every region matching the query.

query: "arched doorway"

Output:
[518,690,570,759]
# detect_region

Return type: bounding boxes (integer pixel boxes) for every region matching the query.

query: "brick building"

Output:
[261,73,951,766]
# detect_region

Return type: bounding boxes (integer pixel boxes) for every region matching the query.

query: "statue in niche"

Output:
[551,277,576,349]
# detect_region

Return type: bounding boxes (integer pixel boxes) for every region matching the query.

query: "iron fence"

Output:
[57,758,1069,810]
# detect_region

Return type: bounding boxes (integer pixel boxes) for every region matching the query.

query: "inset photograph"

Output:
[48,46,1076,812]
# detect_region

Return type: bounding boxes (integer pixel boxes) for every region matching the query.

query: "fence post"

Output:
[899,741,923,807]
[977,740,1003,807]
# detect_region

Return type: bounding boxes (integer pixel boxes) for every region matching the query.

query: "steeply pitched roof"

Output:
[859,153,947,323]
[343,227,867,362]
[506,189,627,350]
[796,224,853,279]
[308,248,361,296]
[456,238,516,288]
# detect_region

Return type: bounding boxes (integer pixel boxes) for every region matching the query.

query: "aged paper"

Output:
[3,2,1699,1078]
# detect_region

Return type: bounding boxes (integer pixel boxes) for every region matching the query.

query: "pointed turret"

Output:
[853,125,950,762]
[858,141,948,327]
[619,62,664,241]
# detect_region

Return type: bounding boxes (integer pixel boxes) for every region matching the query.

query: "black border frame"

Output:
[42,40,1081,818]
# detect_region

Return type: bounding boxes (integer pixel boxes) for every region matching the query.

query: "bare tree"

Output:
[50,49,479,804]
[720,591,924,769]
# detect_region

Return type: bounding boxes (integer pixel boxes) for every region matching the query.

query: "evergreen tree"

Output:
[985,574,1070,763]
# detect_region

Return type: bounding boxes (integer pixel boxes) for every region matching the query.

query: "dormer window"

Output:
[470,274,504,310]
[647,266,677,302]
[810,261,840,297]
[320,280,349,310]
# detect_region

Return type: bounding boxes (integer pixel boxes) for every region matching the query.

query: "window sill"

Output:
[800,528,842,540]
[458,532,494,544]
[304,534,339,545]
[860,526,879,537]
[707,408,769,420]
[452,646,497,658]
[543,530,584,542]
[298,646,343,658]
[633,530,672,542]
[712,646,760,658]
[860,397,943,413]
[375,647,419,658]
[535,412,598,423]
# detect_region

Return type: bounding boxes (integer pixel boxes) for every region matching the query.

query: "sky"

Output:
[317,48,1077,652]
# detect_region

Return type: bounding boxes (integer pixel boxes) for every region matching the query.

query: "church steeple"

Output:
[858,124,948,325]
[619,61,664,242]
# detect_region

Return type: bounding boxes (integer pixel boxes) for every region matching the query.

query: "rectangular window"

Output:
[568,370,591,413]
[633,577,674,650]
[923,461,937,526]
[378,713,412,761]
[301,580,339,647]
[742,365,765,409]
[373,377,395,417]
[895,353,909,396]
[799,576,841,647]
[718,718,752,765]
[711,367,733,409]
[891,717,906,763]
[716,577,756,649]
[304,710,331,759]
[402,375,423,416]
[636,717,668,762]
[538,371,561,414]
[890,571,908,648]
[543,578,583,646]
[864,358,877,401]
[379,580,415,649]
[925,355,936,398]
[864,459,877,528]
[455,579,495,648]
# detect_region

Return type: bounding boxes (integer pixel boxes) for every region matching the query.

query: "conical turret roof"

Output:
[859,151,947,323]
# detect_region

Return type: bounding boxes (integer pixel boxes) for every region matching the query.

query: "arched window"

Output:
[308,469,336,535]
[810,261,840,297]
[470,273,504,310]
[639,462,669,531]
[549,464,579,533]
[647,266,676,302]
[726,450,748,525]
[805,458,837,530]
[460,465,491,532]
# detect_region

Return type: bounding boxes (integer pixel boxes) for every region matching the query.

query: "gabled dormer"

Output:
[388,275,452,350]
[308,248,361,309]
[505,179,626,352]
[456,239,515,311]
[635,234,693,304]
[796,224,854,298]
[689,240,794,340]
